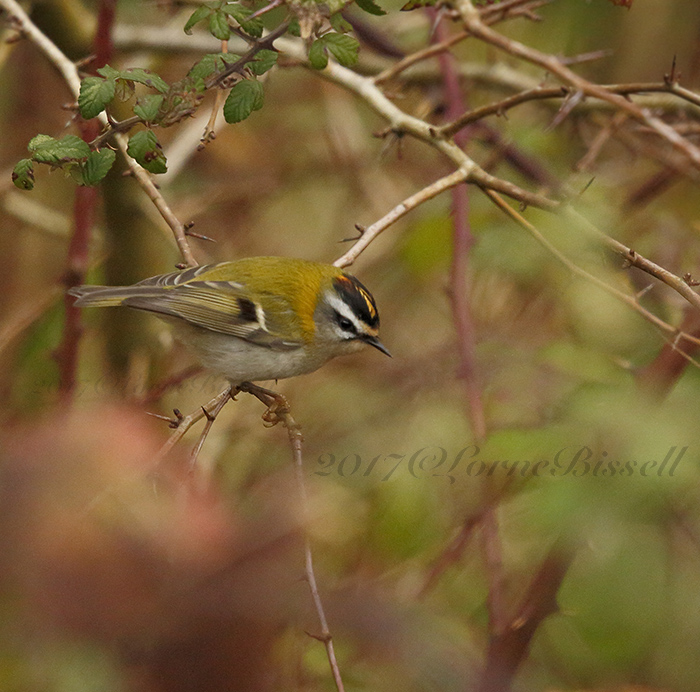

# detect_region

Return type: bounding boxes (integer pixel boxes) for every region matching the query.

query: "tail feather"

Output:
[68,285,165,308]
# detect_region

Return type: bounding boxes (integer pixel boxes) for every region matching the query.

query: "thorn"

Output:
[201,405,216,422]
[304,630,331,643]
[580,177,595,195]
[147,408,185,428]
[664,55,679,86]
[184,227,216,242]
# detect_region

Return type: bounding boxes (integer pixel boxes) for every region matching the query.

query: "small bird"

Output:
[69,256,390,384]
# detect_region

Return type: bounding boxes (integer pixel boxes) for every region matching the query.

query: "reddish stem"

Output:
[57,0,116,402]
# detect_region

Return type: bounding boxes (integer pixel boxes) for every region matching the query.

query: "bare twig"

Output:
[155,385,234,462]
[0,0,82,97]
[430,10,487,442]
[235,382,346,692]
[187,387,233,472]
[455,0,700,171]
[334,168,468,267]
[113,132,199,267]
[485,190,700,349]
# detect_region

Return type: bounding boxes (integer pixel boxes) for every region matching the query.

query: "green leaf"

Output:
[287,18,301,37]
[133,94,165,122]
[184,5,212,34]
[209,9,231,40]
[308,39,329,70]
[329,14,353,33]
[249,49,278,76]
[127,130,167,174]
[188,52,241,81]
[222,79,264,123]
[322,33,359,66]
[222,3,263,38]
[355,0,387,15]
[26,134,54,152]
[30,134,90,163]
[78,76,116,119]
[82,148,116,186]
[96,64,121,80]
[120,68,169,93]
[12,158,34,190]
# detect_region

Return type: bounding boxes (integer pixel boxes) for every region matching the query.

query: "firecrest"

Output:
[68,256,390,384]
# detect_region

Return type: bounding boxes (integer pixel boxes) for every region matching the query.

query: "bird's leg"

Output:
[235,381,292,428]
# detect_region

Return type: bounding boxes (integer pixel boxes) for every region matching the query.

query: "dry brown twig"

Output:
[151,381,346,692]
[455,0,700,171]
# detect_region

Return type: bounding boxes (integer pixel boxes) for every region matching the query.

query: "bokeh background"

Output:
[2,0,700,690]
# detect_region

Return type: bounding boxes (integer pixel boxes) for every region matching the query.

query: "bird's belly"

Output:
[175,325,322,384]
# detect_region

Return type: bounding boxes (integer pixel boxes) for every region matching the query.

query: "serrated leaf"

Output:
[120,68,169,93]
[27,134,54,152]
[355,0,387,15]
[308,39,329,70]
[184,4,212,34]
[30,134,91,163]
[12,159,34,190]
[127,130,167,174]
[249,49,278,76]
[223,79,264,123]
[188,52,241,81]
[79,76,116,119]
[133,94,165,122]
[322,33,359,66]
[209,9,231,40]
[329,14,353,33]
[82,148,116,186]
[97,64,121,80]
[222,3,263,37]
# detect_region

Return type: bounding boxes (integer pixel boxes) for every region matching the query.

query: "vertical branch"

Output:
[235,383,346,692]
[57,0,116,402]
[478,537,577,692]
[430,10,487,443]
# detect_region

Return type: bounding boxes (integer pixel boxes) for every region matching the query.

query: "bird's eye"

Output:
[336,314,356,333]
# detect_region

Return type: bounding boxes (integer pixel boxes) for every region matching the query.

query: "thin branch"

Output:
[455,0,700,171]
[187,386,233,473]
[562,206,700,314]
[334,168,468,267]
[154,385,234,463]
[485,190,700,349]
[286,41,558,211]
[373,30,469,85]
[235,382,346,692]
[440,81,700,139]
[0,0,82,98]
[113,132,199,267]
[430,10,487,443]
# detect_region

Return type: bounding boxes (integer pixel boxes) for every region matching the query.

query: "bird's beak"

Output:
[363,335,392,357]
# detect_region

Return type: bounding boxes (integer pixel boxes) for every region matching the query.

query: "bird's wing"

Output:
[123,280,302,351]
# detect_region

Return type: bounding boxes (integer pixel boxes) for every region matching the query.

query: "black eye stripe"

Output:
[333,275,380,329]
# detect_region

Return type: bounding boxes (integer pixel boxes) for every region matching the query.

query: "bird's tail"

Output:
[68,285,163,308]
